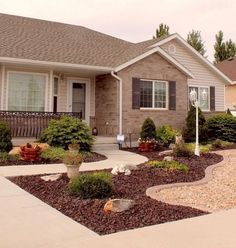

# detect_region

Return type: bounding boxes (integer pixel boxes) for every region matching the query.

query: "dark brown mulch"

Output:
[0,152,107,166]
[10,152,223,235]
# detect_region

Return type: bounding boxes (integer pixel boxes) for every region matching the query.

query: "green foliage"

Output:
[156,125,178,147]
[214,31,236,63]
[140,117,156,139]
[41,147,66,161]
[187,30,206,56]
[0,152,19,163]
[183,105,206,142]
[205,114,236,142]
[153,23,170,38]
[211,139,234,149]
[173,142,194,157]
[63,152,83,165]
[0,121,13,152]
[186,143,212,153]
[148,160,188,172]
[68,172,113,199]
[40,116,94,151]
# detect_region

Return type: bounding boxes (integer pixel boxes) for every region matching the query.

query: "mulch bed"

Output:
[0,152,107,166]
[10,151,223,235]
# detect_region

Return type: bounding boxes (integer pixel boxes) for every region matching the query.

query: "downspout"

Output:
[111,71,123,136]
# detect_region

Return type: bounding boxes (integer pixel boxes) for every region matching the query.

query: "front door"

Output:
[67,79,90,123]
[72,82,86,119]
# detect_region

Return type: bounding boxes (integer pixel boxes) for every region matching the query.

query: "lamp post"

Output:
[189,88,207,156]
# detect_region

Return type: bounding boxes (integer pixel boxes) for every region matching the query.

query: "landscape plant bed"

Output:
[0,152,107,166]
[10,152,222,235]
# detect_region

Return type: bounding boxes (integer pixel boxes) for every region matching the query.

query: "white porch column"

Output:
[1,65,5,110]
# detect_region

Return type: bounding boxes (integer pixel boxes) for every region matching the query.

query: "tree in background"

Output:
[153,23,170,38]
[214,31,236,63]
[187,30,206,56]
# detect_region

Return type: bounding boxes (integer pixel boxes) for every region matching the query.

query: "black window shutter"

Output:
[210,86,215,111]
[168,81,176,110]
[132,78,140,109]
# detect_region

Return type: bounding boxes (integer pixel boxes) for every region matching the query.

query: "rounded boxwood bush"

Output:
[156,125,178,147]
[68,172,113,199]
[140,117,156,139]
[40,116,94,151]
[0,121,13,152]
[205,114,236,142]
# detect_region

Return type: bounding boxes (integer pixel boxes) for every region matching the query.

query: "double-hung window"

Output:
[8,72,47,111]
[189,86,209,111]
[140,80,168,109]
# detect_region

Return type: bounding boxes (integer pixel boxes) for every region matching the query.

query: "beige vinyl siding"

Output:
[161,39,225,111]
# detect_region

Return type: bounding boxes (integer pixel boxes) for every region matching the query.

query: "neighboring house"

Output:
[0,13,232,139]
[215,57,236,110]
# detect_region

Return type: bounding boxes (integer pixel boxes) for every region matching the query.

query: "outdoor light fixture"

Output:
[189,88,208,156]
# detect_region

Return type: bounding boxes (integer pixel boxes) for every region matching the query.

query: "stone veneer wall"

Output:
[95,52,189,137]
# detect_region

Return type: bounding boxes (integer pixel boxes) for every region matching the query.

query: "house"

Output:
[0,13,231,140]
[215,57,236,111]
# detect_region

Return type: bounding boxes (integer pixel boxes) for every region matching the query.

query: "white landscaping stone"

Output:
[40,174,62,181]
[159,150,173,156]
[163,156,173,162]
[124,169,131,176]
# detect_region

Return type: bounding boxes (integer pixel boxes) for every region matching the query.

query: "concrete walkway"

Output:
[1,148,236,247]
[0,146,148,177]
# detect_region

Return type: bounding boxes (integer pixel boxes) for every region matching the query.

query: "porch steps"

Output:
[93,136,118,150]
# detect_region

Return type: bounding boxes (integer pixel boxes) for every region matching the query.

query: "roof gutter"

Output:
[0,57,113,72]
[111,71,123,136]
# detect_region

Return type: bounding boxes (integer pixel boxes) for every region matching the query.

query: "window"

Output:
[140,80,168,109]
[8,72,46,111]
[189,86,209,111]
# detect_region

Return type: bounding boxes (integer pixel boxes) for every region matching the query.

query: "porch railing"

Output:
[0,111,82,138]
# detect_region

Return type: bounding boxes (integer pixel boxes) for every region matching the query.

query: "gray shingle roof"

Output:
[0,13,166,67]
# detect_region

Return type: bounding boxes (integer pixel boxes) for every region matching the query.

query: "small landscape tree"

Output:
[140,117,156,139]
[183,105,207,142]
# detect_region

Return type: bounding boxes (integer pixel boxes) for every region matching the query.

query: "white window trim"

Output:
[188,85,210,112]
[6,70,49,111]
[140,79,169,110]
[67,77,91,124]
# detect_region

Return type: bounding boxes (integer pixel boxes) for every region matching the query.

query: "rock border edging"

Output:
[146,152,227,204]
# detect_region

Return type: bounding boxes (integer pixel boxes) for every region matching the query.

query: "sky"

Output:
[0,0,235,62]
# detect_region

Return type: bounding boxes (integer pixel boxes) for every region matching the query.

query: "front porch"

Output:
[0,62,120,138]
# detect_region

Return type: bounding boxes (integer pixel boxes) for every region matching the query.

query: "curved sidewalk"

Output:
[0,147,148,177]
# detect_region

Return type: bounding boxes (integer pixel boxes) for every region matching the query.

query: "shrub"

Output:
[0,152,19,163]
[211,139,234,149]
[140,117,156,139]
[156,125,178,147]
[40,116,94,151]
[183,105,207,143]
[0,121,13,152]
[41,147,66,161]
[186,143,212,153]
[205,114,236,142]
[68,172,113,199]
[63,152,83,165]
[148,160,188,172]
[173,142,194,157]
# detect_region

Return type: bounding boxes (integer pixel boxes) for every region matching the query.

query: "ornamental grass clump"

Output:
[68,172,113,199]
[148,160,188,172]
[41,147,66,161]
[173,141,194,157]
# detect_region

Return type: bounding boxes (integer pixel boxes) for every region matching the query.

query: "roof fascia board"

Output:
[0,57,114,72]
[115,46,194,78]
